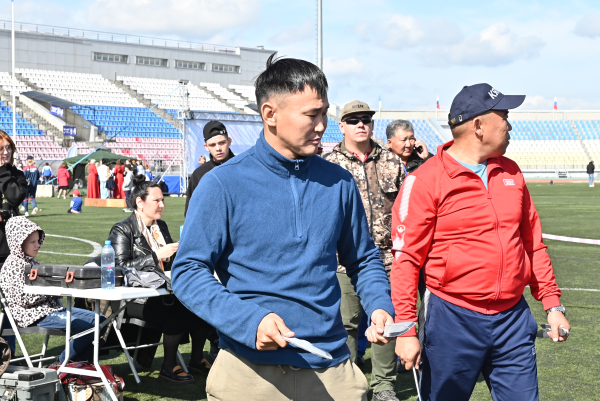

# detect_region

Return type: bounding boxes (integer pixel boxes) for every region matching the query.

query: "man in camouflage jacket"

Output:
[323,100,404,401]
[324,139,403,269]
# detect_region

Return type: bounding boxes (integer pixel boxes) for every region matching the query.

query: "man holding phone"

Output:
[324,100,404,401]
[386,120,432,175]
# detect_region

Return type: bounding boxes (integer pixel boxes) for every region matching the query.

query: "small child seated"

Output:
[0,216,104,364]
[68,190,83,214]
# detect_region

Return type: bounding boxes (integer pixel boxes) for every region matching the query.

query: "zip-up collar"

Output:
[437,140,503,179]
[254,131,313,177]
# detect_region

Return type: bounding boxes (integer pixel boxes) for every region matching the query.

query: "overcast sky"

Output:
[2,0,600,111]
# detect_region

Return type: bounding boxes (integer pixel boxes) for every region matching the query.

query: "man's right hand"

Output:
[396,336,421,370]
[256,313,295,351]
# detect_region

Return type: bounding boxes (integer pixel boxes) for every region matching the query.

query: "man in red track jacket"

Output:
[391,84,570,401]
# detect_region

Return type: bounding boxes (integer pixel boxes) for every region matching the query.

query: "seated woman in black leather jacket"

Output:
[108,175,210,384]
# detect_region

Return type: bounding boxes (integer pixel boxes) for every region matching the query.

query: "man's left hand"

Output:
[414,139,429,159]
[547,311,570,342]
[366,309,394,345]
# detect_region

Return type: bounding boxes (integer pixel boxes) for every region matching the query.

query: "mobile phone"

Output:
[415,145,423,153]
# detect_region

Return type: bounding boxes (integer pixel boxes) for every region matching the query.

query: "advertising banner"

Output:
[63,126,77,137]
[50,105,64,118]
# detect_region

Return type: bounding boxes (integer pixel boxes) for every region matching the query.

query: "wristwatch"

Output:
[546,305,566,315]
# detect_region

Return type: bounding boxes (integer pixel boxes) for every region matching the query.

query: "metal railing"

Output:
[0,20,239,54]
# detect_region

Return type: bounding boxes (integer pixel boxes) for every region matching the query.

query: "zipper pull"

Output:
[295,160,300,171]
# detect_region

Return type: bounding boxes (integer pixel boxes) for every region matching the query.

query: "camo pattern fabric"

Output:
[324,140,404,271]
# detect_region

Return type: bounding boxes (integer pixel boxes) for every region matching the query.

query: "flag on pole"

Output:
[553,96,558,110]
[436,95,440,110]
[379,96,382,111]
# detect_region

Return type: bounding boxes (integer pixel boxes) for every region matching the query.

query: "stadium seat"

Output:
[117,76,258,114]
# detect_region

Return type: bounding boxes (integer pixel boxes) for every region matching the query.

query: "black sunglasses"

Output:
[343,116,373,125]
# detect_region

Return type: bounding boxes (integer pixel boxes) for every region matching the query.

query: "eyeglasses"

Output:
[0,146,12,153]
[343,116,373,125]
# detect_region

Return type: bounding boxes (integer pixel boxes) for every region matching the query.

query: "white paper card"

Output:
[383,322,417,337]
[281,336,333,359]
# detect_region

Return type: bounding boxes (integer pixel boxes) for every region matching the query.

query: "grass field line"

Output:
[527,285,600,292]
[532,195,600,198]
[39,234,102,258]
[542,233,600,245]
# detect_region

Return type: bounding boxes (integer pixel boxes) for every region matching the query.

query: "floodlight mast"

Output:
[317,0,323,69]
[11,0,16,140]
[178,80,190,194]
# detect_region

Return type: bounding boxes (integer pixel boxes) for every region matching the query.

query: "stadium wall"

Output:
[0,27,275,87]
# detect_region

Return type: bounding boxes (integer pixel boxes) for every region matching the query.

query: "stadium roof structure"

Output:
[21,91,79,109]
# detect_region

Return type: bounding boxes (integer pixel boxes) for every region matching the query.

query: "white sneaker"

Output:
[24,212,29,217]
[31,207,38,216]
[62,196,66,200]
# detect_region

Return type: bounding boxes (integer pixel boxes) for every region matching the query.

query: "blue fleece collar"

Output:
[255,131,313,177]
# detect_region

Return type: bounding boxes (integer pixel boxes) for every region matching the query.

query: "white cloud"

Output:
[422,22,545,67]
[360,14,462,49]
[573,12,600,38]
[323,57,364,76]
[361,14,544,67]
[269,20,313,46]
[87,0,259,38]
[380,15,424,49]
[522,95,553,109]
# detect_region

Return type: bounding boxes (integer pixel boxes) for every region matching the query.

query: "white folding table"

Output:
[24,285,169,401]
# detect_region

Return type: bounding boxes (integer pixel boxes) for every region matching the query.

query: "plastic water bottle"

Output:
[101,240,116,290]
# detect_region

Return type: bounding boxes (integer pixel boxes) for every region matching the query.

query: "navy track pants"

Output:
[420,293,539,401]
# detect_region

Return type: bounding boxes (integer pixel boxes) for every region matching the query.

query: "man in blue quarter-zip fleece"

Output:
[172,55,395,401]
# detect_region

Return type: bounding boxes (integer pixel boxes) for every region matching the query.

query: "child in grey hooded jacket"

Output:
[0,216,104,363]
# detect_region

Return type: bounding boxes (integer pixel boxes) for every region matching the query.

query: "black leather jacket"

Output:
[108,213,174,271]
[0,165,27,262]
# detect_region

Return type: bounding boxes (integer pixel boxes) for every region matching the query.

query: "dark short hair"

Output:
[255,54,328,109]
[386,120,414,140]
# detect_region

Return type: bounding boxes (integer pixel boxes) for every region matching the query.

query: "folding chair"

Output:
[0,286,66,368]
[110,300,188,384]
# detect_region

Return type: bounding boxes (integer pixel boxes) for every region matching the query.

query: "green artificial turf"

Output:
[12,183,600,400]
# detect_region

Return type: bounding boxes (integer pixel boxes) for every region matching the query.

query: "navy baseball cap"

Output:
[448,84,525,128]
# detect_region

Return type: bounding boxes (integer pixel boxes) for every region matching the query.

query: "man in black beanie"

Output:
[184,120,234,216]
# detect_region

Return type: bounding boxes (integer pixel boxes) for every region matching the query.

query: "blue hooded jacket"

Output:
[22,165,39,189]
[172,132,394,368]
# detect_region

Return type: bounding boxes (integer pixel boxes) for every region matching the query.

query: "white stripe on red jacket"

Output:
[391,141,561,337]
